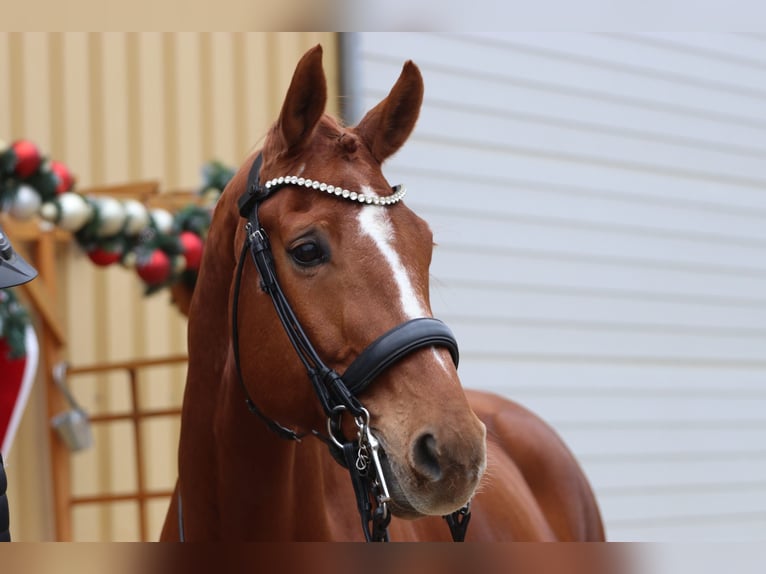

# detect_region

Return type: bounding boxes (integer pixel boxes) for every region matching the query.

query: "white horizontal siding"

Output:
[353,32,766,542]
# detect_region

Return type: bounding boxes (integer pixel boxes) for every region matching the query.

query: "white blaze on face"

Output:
[356,186,450,372]
[357,203,426,320]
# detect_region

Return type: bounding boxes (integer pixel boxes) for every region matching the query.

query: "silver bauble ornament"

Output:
[56,192,93,232]
[94,197,126,237]
[122,199,150,236]
[9,184,42,220]
[150,208,174,235]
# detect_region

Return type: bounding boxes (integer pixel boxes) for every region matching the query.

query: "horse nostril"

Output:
[413,433,442,481]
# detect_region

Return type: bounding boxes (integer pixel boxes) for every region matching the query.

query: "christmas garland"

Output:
[0,139,235,293]
[1,138,236,356]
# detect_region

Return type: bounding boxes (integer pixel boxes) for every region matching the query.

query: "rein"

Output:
[202,152,471,542]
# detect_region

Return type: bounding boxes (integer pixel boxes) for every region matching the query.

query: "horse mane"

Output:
[179,156,252,450]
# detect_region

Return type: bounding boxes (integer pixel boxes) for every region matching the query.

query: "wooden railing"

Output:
[62,355,187,541]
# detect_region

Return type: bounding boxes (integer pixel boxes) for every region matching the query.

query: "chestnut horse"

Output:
[160,45,604,542]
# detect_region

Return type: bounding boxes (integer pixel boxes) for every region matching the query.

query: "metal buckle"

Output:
[327,406,391,510]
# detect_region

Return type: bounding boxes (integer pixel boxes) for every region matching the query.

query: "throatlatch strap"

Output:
[177,489,185,542]
[231,239,304,441]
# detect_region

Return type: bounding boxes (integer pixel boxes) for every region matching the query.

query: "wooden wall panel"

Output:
[1,32,338,541]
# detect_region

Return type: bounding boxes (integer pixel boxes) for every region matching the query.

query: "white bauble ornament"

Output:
[56,192,93,232]
[39,202,58,222]
[122,199,150,236]
[150,208,174,235]
[122,252,137,268]
[9,184,42,220]
[94,197,126,237]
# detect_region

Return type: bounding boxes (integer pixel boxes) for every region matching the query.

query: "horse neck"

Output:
[212,359,353,539]
[181,297,350,539]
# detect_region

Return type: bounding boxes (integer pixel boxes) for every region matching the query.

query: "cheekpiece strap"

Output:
[238,152,267,218]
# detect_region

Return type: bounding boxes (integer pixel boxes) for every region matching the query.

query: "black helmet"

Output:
[0,224,37,288]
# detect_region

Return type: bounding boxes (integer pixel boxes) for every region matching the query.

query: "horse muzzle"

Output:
[376,418,487,519]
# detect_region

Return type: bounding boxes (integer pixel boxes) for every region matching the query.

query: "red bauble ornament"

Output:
[50,160,75,194]
[87,247,121,267]
[11,140,41,178]
[136,249,171,285]
[179,231,204,271]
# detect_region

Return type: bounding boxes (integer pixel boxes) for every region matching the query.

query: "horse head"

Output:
[198,45,486,521]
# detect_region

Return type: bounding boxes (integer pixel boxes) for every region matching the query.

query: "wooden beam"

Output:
[35,228,72,541]
[66,354,188,375]
[0,217,71,243]
[2,229,67,347]
[79,181,160,200]
[70,490,174,506]
[146,189,206,211]
[18,277,67,348]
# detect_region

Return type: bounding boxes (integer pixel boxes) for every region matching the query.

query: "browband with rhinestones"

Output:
[263,176,406,206]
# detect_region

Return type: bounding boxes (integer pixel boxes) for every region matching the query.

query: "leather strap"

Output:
[342,318,459,396]
[177,488,185,542]
[238,153,268,217]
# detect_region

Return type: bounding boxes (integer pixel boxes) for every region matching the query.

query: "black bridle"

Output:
[227,152,471,542]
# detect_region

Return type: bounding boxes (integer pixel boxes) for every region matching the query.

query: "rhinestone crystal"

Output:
[262,175,406,206]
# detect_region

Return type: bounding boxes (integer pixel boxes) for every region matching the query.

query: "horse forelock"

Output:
[261,114,375,181]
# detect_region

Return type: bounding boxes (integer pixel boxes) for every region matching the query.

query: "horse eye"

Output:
[289,241,326,267]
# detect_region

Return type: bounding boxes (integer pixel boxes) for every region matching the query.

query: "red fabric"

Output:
[0,339,26,447]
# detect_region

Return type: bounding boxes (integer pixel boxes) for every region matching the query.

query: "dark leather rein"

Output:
[222,152,471,542]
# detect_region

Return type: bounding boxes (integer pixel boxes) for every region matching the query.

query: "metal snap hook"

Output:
[353,406,371,434]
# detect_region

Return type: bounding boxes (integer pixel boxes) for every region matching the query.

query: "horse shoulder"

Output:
[467,389,605,541]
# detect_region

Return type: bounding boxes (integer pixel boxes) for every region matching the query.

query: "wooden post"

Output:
[35,227,71,541]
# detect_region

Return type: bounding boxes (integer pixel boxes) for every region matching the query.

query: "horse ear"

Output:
[276,44,327,153]
[355,60,424,163]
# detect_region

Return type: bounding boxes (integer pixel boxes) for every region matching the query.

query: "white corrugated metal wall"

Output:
[350,32,766,542]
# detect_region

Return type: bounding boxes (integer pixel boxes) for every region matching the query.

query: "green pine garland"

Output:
[1,136,238,356]
[1,137,235,296]
[0,289,29,359]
